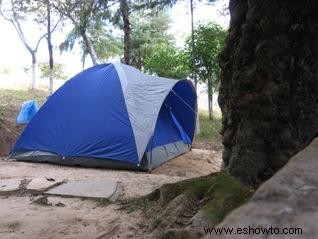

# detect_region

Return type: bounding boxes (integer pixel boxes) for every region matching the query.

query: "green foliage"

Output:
[133,0,178,10]
[144,43,190,78]
[91,25,123,61]
[142,22,227,84]
[59,23,122,62]
[39,62,68,81]
[186,22,227,92]
[198,111,222,139]
[130,10,173,69]
[3,0,46,25]
[56,0,119,63]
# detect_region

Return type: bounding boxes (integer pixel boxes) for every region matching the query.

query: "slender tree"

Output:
[110,0,178,65]
[46,0,54,95]
[0,0,60,90]
[120,0,130,64]
[59,18,122,68]
[189,0,201,134]
[187,22,226,120]
[0,0,45,89]
[190,0,196,89]
[54,0,112,65]
[219,0,318,187]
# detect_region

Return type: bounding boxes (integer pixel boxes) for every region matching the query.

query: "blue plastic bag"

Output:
[16,100,39,124]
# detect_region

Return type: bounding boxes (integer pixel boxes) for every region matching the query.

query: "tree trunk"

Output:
[218,0,318,187]
[47,0,54,95]
[82,53,86,70]
[190,0,200,135]
[120,0,130,65]
[208,78,213,120]
[208,94,211,120]
[31,52,38,89]
[190,0,196,89]
[81,30,98,66]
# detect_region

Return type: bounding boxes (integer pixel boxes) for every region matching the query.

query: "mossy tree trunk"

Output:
[218,0,318,186]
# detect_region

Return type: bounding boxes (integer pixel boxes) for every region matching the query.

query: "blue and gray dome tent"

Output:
[11,63,197,170]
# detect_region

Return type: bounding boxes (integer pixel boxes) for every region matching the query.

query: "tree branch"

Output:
[36,15,62,51]
[0,1,34,53]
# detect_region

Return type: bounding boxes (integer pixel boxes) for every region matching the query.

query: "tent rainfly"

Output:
[10,63,197,170]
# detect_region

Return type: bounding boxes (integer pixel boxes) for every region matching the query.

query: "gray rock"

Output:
[45,180,119,200]
[204,138,318,239]
[26,178,62,193]
[0,178,21,194]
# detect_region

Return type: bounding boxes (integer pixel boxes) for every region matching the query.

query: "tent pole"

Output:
[149,134,155,172]
[171,90,196,113]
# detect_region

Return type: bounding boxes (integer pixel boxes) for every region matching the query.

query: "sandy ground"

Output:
[0,149,221,239]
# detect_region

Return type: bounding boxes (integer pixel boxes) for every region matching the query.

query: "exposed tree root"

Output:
[122,172,253,239]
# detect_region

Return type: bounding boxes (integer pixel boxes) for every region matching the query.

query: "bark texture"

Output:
[47,0,54,95]
[190,0,200,135]
[81,30,98,66]
[218,0,318,186]
[31,53,38,90]
[120,0,130,65]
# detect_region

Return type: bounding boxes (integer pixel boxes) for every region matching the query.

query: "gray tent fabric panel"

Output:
[113,62,129,93]
[113,63,178,161]
[11,150,56,157]
[146,141,190,169]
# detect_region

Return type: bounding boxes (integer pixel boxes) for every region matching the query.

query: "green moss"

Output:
[153,207,172,226]
[123,172,253,233]
[152,172,253,224]
[94,198,112,207]
[200,173,253,223]
[0,108,4,118]
[159,173,219,204]
[120,197,154,213]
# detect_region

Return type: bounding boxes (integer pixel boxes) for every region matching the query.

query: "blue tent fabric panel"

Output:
[166,81,196,141]
[169,111,191,144]
[146,104,183,151]
[13,64,139,164]
[16,100,39,124]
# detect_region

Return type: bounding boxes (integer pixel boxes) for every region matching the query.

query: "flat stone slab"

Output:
[26,178,62,192]
[45,180,119,200]
[0,179,21,193]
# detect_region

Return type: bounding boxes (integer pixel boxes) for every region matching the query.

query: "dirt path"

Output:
[0,149,221,239]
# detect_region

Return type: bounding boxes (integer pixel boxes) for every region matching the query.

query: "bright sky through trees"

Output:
[0,0,228,72]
